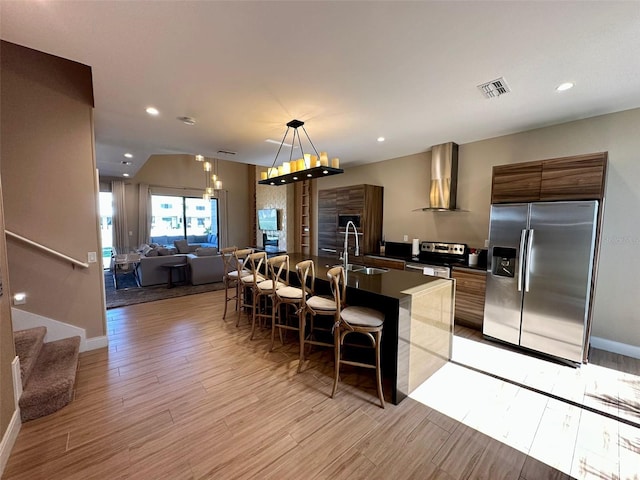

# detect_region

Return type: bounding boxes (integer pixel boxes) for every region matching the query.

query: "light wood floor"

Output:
[4,291,575,480]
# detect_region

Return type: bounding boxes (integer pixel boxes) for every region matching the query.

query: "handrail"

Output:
[5,230,90,269]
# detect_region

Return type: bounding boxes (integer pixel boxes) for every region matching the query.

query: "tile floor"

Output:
[410,330,640,479]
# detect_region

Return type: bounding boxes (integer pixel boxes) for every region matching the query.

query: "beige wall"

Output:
[0,179,16,446]
[110,154,252,250]
[255,167,294,250]
[316,107,640,348]
[1,42,106,339]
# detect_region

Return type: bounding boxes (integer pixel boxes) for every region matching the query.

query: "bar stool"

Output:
[236,251,266,335]
[327,266,385,408]
[297,260,336,372]
[270,258,309,353]
[253,254,288,341]
[221,246,246,319]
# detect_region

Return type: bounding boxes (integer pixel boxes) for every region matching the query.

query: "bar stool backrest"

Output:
[326,266,347,314]
[246,251,267,282]
[267,254,290,285]
[221,246,238,275]
[296,260,315,308]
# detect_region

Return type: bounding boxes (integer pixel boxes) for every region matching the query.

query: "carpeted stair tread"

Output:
[14,326,47,389]
[20,335,81,422]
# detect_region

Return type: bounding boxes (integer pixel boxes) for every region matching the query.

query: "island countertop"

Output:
[286,253,447,300]
[284,252,455,405]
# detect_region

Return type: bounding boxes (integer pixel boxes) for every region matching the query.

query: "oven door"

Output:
[406,263,451,278]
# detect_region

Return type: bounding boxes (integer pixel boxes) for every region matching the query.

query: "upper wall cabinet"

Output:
[491,152,607,204]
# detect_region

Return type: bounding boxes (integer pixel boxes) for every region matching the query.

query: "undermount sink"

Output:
[357,267,389,275]
[327,264,389,275]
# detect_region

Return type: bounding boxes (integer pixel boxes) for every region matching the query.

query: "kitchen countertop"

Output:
[286,253,447,299]
[452,265,488,274]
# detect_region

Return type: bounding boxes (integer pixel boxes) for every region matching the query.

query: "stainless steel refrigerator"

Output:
[483,200,598,363]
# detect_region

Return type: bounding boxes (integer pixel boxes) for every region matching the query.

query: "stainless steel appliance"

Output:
[405,241,467,278]
[483,201,598,363]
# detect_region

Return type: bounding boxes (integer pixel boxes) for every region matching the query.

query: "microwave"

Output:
[338,214,361,228]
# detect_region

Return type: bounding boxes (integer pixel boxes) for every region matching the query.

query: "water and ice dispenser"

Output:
[491,246,517,278]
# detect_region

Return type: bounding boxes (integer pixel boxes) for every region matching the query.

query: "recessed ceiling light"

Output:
[377,137,385,142]
[146,106,159,116]
[123,173,130,177]
[556,82,574,92]
[124,153,133,158]
[178,116,196,125]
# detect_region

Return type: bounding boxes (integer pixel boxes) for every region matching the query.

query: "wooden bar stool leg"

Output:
[297,311,306,373]
[375,330,385,408]
[331,330,342,398]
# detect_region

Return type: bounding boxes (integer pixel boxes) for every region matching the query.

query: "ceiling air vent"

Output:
[217,150,237,156]
[478,77,511,98]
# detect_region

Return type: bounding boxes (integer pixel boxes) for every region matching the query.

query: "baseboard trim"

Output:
[591,336,640,360]
[11,308,109,352]
[11,356,22,406]
[0,404,21,477]
[85,335,109,351]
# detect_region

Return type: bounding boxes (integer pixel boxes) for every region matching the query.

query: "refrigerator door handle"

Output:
[525,229,534,292]
[517,229,527,292]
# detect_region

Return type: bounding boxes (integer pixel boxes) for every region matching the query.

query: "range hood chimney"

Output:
[423,142,459,211]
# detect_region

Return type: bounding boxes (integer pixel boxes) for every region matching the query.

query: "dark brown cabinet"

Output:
[452,268,486,330]
[491,152,607,204]
[318,184,383,255]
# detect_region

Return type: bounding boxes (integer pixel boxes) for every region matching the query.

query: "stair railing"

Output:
[5,230,90,269]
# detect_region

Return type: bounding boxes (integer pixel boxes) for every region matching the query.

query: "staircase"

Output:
[13,327,81,422]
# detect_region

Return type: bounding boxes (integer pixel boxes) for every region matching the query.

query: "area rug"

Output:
[104,271,225,309]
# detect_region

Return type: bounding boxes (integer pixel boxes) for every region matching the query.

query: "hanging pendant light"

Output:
[258,119,343,186]
[197,155,223,200]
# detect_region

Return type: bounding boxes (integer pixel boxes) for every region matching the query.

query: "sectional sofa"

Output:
[137,249,224,287]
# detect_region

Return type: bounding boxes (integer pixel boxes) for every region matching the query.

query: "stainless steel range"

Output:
[405,241,467,278]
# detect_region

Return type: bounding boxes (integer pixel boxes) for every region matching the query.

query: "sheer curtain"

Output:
[111,180,129,254]
[216,190,229,248]
[137,183,151,245]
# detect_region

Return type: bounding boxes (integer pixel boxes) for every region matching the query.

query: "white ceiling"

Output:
[2,1,640,178]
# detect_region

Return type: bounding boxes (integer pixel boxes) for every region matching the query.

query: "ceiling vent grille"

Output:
[478,77,511,98]
[217,150,237,156]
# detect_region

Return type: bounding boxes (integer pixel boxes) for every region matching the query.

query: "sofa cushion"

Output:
[145,248,159,257]
[157,247,172,256]
[174,239,189,253]
[195,247,217,256]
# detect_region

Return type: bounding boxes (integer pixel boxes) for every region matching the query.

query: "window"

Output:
[150,195,218,247]
[99,192,113,269]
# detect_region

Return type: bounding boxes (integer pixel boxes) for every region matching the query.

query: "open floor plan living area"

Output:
[2,2,640,479]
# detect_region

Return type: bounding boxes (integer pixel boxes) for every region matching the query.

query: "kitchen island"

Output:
[286,253,455,404]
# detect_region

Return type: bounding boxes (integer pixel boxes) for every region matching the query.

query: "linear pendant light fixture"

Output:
[258,119,343,186]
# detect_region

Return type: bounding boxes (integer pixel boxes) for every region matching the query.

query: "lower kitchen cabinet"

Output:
[452,268,486,330]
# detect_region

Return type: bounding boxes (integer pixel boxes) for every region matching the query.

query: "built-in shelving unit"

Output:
[294,179,314,255]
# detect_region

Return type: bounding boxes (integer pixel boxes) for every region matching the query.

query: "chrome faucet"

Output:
[341,220,360,271]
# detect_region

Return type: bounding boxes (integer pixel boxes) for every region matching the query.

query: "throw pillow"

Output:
[142,245,154,256]
[195,247,217,257]
[174,239,190,254]
[146,249,159,257]
[157,247,171,256]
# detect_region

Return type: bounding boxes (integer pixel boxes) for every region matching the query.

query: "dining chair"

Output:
[327,266,386,408]
[236,250,265,333]
[297,260,336,372]
[270,258,309,354]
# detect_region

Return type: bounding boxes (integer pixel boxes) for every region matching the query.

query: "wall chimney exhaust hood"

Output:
[420,142,460,211]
